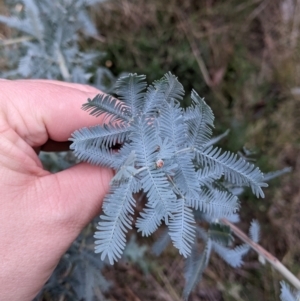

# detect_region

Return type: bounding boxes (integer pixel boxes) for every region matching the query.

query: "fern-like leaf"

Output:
[263,167,292,182]
[196,165,222,186]
[143,78,167,115]
[185,90,214,149]
[152,228,171,256]
[195,146,268,197]
[70,122,129,149]
[173,152,201,200]
[163,72,185,103]
[280,281,300,301]
[249,219,260,243]
[70,145,118,168]
[115,73,147,115]
[136,202,165,236]
[82,94,131,122]
[208,223,233,246]
[158,100,187,150]
[23,0,44,41]
[139,168,176,219]
[0,16,31,36]
[213,242,250,267]
[183,238,212,300]
[188,188,239,218]
[94,179,137,264]
[169,199,196,257]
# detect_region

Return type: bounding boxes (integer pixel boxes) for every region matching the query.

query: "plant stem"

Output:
[221,218,300,290]
[135,166,149,174]
[56,47,71,81]
[175,147,193,155]
[0,36,33,46]
[177,13,212,87]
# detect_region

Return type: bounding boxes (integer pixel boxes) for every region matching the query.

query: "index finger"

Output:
[0,80,105,147]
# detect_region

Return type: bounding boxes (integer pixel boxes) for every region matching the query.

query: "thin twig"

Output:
[155,269,183,301]
[0,35,33,46]
[221,218,300,290]
[246,0,270,22]
[290,0,300,49]
[235,0,264,13]
[177,14,212,87]
[88,34,106,43]
[147,271,180,301]
[56,47,71,82]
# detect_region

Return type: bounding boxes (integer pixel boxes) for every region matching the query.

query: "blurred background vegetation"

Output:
[1,0,300,300]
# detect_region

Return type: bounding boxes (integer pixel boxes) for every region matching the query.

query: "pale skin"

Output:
[0,79,113,301]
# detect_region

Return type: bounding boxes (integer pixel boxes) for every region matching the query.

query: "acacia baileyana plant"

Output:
[70,72,269,298]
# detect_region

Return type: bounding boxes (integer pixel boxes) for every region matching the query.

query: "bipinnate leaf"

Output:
[263,167,292,182]
[209,223,233,246]
[280,281,300,301]
[184,90,214,149]
[143,78,167,115]
[212,243,250,268]
[183,239,212,300]
[163,72,185,102]
[136,203,165,237]
[169,199,196,257]
[115,73,147,115]
[94,179,137,264]
[187,188,239,218]
[249,219,260,243]
[82,94,131,122]
[195,146,268,197]
[0,16,31,35]
[70,122,129,150]
[152,228,171,256]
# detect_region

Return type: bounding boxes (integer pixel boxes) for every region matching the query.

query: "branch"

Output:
[177,14,212,87]
[56,47,71,81]
[221,218,300,290]
[0,36,33,46]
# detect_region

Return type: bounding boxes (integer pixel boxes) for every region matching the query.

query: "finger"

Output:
[14,79,100,94]
[41,163,114,231]
[0,80,105,146]
[41,85,104,142]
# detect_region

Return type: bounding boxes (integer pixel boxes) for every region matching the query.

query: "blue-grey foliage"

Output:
[33,228,111,301]
[280,281,300,301]
[0,0,115,89]
[249,219,260,243]
[263,167,292,182]
[183,238,212,300]
[122,235,149,273]
[183,220,259,300]
[70,72,267,268]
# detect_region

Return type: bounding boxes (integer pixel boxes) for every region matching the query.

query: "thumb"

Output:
[41,163,113,234]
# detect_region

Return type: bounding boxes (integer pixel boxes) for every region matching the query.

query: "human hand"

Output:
[0,79,113,301]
